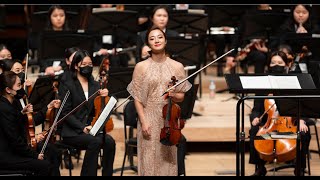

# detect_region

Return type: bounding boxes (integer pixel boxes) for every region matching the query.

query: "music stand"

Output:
[178,84,200,119]
[166,36,205,97]
[167,10,208,35]
[29,75,59,112]
[242,10,290,41]
[87,10,138,48]
[206,5,249,28]
[38,31,95,70]
[107,67,134,99]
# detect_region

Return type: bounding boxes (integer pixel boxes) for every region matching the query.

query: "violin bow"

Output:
[161,49,235,96]
[40,90,70,154]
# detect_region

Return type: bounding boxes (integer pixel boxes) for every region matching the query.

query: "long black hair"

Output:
[69,49,92,80]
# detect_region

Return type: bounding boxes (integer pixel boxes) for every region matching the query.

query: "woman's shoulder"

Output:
[167,58,184,69]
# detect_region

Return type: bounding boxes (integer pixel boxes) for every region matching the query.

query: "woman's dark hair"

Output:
[65,47,80,59]
[148,5,170,28]
[0,59,21,72]
[0,71,18,95]
[70,49,92,79]
[0,44,8,51]
[46,5,70,31]
[278,44,293,56]
[268,50,290,66]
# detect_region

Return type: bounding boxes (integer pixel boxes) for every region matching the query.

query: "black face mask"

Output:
[12,88,26,99]
[269,65,286,74]
[79,66,93,79]
[17,72,25,85]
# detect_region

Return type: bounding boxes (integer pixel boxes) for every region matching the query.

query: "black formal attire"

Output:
[58,75,116,176]
[0,96,50,176]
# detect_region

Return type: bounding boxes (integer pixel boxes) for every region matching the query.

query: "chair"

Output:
[120,100,138,176]
[306,118,320,157]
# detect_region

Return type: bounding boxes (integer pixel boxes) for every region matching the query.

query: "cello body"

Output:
[254,99,297,163]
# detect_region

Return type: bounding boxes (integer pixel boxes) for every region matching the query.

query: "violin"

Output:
[254,98,298,163]
[160,76,185,146]
[44,80,59,143]
[91,58,114,133]
[235,39,266,62]
[290,45,312,72]
[22,92,37,150]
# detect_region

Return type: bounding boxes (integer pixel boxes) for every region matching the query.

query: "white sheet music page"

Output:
[239,76,272,89]
[268,76,301,89]
[89,96,117,136]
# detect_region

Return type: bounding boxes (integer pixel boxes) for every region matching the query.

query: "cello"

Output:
[91,58,114,133]
[254,98,298,163]
[160,76,185,146]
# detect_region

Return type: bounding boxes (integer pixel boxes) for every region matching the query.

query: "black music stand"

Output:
[178,84,200,119]
[224,73,318,176]
[167,10,208,35]
[166,36,205,98]
[38,31,95,71]
[29,75,59,112]
[87,10,138,48]
[107,67,134,120]
[241,10,290,42]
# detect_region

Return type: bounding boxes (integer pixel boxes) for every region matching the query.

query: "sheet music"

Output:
[92,7,117,14]
[89,96,117,136]
[240,76,272,89]
[240,76,301,89]
[268,76,301,89]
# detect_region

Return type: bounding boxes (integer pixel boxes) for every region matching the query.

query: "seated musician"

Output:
[0,44,12,60]
[249,51,310,176]
[58,49,116,176]
[225,5,270,74]
[0,71,61,176]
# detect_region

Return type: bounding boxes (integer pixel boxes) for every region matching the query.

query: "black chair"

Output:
[120,100,138,176]
[306,118,320,157]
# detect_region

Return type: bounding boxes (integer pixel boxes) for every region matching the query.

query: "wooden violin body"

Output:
[26,112,37,149]
[254,99,297,163]
[160,76,185,146]
[91,57,114,133]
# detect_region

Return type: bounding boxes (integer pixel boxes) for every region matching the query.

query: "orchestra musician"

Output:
[58,49,116,176]
[0,44,12,60]
[225,5,270,74]
[249,51,310,176]
[127,26,192,176]
[0,71,61,176]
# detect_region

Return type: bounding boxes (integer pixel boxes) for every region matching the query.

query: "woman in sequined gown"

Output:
[127,26,192,176]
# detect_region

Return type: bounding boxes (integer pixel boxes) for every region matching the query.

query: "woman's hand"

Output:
[251,117,261,126]
[141,122,151,139]
[99,88,109,97]
[47,100,61,109]
[22,104,33,114]
[83,125,92,134]
[38,153,44,160]
[299,120,308,133]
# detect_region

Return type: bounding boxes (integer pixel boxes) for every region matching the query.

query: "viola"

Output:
[91,58,114,133]
[254,98,298,163]
[160,76,185,146]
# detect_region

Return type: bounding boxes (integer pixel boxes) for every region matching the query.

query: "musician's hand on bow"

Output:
[47,100,61,109]
[22,103,33,114]
[99,88,109,97]
[83,125,92,134]
[251,117,261,126]
[37,132,46,142]
[38,153,45,160]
